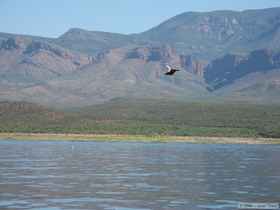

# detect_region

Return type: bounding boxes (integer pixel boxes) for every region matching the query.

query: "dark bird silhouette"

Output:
[164,65,180,75]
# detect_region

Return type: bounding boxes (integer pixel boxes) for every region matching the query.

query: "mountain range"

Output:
[1,7,280,107]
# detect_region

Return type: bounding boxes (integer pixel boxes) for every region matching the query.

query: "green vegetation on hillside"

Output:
[1,99,280,138]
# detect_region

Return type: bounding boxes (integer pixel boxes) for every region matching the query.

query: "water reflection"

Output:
[0,140,279,210]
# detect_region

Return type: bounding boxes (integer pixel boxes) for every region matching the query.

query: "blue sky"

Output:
[1,0,280,37]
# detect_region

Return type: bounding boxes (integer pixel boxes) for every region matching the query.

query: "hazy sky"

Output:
[1,0,280,37]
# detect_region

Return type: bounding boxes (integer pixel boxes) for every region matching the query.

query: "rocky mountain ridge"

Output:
[1,7,280,107]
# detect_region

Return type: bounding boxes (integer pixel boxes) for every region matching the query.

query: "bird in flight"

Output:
[164,65,180,76]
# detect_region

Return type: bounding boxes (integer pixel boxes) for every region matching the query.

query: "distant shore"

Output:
[0,133,280,144]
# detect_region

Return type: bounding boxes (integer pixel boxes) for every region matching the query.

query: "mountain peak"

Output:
[59,28,91,39]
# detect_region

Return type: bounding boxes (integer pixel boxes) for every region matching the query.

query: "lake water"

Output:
[0,140,279,210]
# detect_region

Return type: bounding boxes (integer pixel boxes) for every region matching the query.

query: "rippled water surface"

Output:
[0,140,279,210]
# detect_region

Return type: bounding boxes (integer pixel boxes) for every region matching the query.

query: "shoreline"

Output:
[0,133,280,144]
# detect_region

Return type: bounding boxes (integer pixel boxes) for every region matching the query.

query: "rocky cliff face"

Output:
[0,37,27,50]
[0,37,94,82]
[179,55,207,77]
[204,49,280,90]
[126,45,176,61]
[125,45,207,77]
